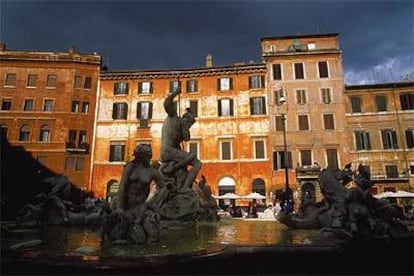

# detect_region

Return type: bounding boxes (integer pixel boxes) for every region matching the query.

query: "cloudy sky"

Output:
[1,0,413,85]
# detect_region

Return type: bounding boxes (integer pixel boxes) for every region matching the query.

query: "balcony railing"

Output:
[66,142,89,154]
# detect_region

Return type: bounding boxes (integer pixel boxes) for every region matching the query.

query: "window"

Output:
[355,131,371,150]
[296,89,307,105]
[189,100,198,117]
[188,142,199,159]
[400,93,414,110]
[169,80,181,93]
[318,61,329,78]
[220,140,232,160]
[79,130,87,145]
[24,99,34,111]
[112,103,128,120]
[406,128,414,148]
[254,139,266,159]
[84,77,92,89]
[298,115,309,130]
[43,99,53,112]
[323,114,335,130]
[39,125,50,142]
[68,129,77,145]
[114,82,129,95]
[274,89,285,106]
[19,125,30,141]
[272,64,282,80]
[307,43,316,50]
[27,74,37,88]
[385,165,398,178]
[1,99,12,110]
[250,97,266,115]
[218,98,234,116]
[76,157,84,171]
[218,77,233,91]
[272,151,292,170]
[326,149,338,169]
[46,74,57,88]
[71,101,80,113]
[249,75,265,89]
[65,157,75,170]
[300,150,312,166]
[275,115,284,131]
[137,102,153,127]
[186,80,198,93]
[375,95,387,112]
[294,63,304,79]
[350,96,362,113]
[321,88,331,104]
[5,73,17,87]
[74,75,82,88]
[381,129,398,149]
[109,144,125,162]
[138,81,153,94]
[269,45,276,52]
[81,102,89,113]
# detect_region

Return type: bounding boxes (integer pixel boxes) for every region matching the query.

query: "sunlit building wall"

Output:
[261,34,350,200]
[345,82,414,193]
[91,62,272,204]
[0,43,101,190]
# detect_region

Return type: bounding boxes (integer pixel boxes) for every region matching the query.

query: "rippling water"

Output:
[3,219,320,258]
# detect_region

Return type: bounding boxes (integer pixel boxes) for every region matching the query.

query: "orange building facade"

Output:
[91,62,271,205]
[345,82,414,193]
[261,34,350,200]
[0,44,101,190]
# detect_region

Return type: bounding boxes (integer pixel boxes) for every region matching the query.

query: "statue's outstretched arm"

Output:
[164,89,181,117]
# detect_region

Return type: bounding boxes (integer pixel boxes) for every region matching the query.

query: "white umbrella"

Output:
[217,192,241,199]
[242,192,266,200]
[374,191,395,199]
[388,191,414,198]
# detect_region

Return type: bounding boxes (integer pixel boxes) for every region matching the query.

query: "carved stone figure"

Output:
[277,163,411,248]
[193,175,220,222]
[102,144,165,243]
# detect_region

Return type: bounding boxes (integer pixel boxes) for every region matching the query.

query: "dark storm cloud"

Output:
[1,0,413,84]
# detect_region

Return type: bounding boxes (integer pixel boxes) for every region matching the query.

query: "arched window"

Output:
[218,176,236,208]
[19,124,30,141]
[39,125,50,142]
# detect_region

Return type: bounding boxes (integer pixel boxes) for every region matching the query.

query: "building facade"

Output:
[0,44,101,190]
[345,82,414,193]
[91,61,271,205]
[261,34,350,201]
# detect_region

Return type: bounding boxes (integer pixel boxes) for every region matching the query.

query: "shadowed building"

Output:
[345,82,414,194]
[92,59,271,206]
[0,43,101,193]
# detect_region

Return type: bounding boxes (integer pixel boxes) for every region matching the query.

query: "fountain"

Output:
[1,90,413,275]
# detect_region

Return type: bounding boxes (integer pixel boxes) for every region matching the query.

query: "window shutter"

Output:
[249,98,254,115]
[217,79,221,91]
[229,78,233,90]
[366,132,371,149]
[229,99,234,116]
[123,104,128,119]
[272,152,278,170]
[392,131,398,149]
[112,103,117,119]
[137,102,142,119]
[248,76,252,89]
[218,100,222,116]
[138,82,142,94]
[149,82,153,94]
[355,132,362,150]
[261,97,266,114]
[125,83,129,94]
[260,76,265,87]
[148,102,153,119]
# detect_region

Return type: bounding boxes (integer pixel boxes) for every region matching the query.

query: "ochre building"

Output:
[0,44,101,190]
[91,60,271,206]
[345,82,414,193]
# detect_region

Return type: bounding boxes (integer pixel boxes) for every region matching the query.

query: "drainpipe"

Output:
[89,71,101,193]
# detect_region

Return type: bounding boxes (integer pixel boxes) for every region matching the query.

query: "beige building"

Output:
[261,33,350,201]
[345,82,414,193]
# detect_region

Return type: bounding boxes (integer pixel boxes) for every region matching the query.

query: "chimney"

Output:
[69,45,76,54]
[205,53,213,68]
[0,43,6,51]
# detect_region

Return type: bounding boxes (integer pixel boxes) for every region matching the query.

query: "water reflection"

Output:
[4,220,320,258]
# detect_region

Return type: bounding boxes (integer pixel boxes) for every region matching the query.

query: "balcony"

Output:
[66,142,89,154]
